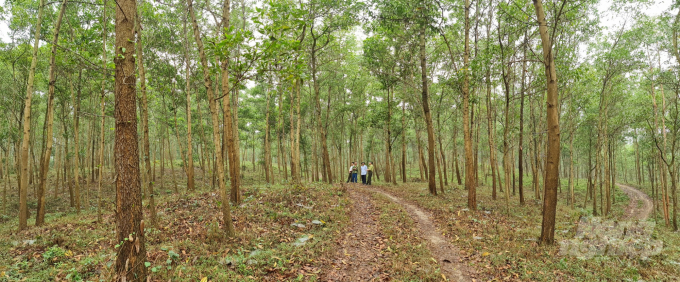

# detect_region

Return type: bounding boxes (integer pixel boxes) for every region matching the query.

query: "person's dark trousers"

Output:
[361,174,367,184]
[367,171,372,185]
[352,173,358,183]
[346,173,352,183]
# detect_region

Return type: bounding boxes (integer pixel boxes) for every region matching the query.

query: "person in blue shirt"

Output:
[360,162,368,184]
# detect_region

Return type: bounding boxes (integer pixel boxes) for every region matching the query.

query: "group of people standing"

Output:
[346,162,374,185]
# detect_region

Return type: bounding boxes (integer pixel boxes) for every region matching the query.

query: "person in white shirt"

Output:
[346,162,355,183]
[360,162,368,184]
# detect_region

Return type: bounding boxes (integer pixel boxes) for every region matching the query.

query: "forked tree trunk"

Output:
[114,0,147,279]
[36,0,68,226]
[188,0,235,236]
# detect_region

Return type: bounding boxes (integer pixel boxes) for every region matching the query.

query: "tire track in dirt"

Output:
[368,187,471,282]
[322,184,388,281]
[617,183,653,221]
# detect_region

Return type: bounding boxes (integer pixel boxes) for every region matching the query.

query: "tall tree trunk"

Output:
[188,0,235,236]
[311,43,332,184]
[19,0,46,230]
[419,23,437,195]
[534,0,561,245]
[167,132,178,193]
[264,83,272,184]
[114,0,147,279]
[402,104,407,183]
[462,0,475,207]
[518,30,528,205]
[183,16,195,191]
[72,70,82,213]
[97,1,107,221]
[136,13,155,225]
[36,0,68,226]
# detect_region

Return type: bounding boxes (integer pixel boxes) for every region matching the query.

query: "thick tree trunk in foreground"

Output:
[534,0,561,245]
[36,0,68,226]
[114,0,147,280]
[19,0,46,231]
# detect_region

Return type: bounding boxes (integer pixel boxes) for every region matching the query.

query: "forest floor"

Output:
[1,167,679,281]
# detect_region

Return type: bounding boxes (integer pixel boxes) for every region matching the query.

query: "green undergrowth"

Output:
[377,178,677,281]
[369,191,442,281]
[0,174,350,281]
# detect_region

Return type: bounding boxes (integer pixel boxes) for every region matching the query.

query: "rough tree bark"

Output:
[113,0,147,279]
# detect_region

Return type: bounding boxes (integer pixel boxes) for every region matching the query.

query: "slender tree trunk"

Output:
[114,0,147,279]
[97,9,107,221]
[419,24,437,195]
[188,0,235,236]
[534,0,561,245]
[518,30,527,205]
[183,18,195,191]
[462,0,474,207]
[136,13,155,225]
[72,70,82,213]
[167,133,178,193]
[264,83,272,184]
[36,0,68,226]
[19,0,46,230]
[402,104,407,183]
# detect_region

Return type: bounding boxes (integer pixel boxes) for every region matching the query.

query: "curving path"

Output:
[369,187,471,282]
[617,183,653,221]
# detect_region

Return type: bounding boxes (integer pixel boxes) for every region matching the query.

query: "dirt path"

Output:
[369,187,470,282]
[617,183,653,221]
[322,185,388,281]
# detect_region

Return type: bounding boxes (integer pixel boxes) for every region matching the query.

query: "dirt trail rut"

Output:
[369,187,470,282]
[617,183,653,221]
[322,185,388,281]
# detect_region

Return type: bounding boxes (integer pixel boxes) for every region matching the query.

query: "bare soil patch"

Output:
[322,184,388,281]
[369,186,471,282]
[617,183,653,220]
